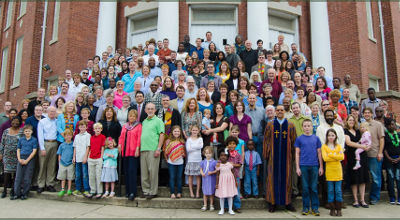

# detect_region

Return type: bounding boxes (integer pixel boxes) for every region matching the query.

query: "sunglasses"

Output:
[82,72,89,75]
[150,84,158,86]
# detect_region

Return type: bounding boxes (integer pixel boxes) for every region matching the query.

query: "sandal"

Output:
[360,201,369,208]
[352,202,360,208]
[171,194,176,199]
[176,193,182,199]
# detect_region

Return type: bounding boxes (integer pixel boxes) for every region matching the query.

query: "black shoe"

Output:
[140,193,146,198]
[30,186,38,191]
[286,204,296,212]
[253,195,259,199]
[10,189,14,197]
[234,208,242,213]
[37,188,44,193]
[47,186,56,192]
[10,195,19,200]
[268,204,276,213]
[1,191,6,198]
[21,195,27,200]
[128,193,135,201]
[243,194,250,199]
[146,195,157,200]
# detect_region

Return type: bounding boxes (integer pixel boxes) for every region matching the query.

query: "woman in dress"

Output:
[113,81,128,109]
[344,115,370,208]
[181,98,202,139]
[272,43,280,60]
[117,95,131,127]
[314,76,332,101]
[238,76,250,98]
[160,76,177,100]
[202,103,229,154]
[0,116,23,198]
[99,107,122,143]
[229,100,252,143]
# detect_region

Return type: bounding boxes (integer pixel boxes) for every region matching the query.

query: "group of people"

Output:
[0,31,398,216]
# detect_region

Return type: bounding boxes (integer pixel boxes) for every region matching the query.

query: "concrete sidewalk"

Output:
[1,197,399,218]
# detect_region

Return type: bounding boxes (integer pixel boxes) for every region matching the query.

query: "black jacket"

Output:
[128,104,147,123]
[239,49,258,74]
[99,120,122,142]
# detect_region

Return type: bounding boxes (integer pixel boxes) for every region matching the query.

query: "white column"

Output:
[158,2,179,51]
[96,2,117,56]
[310,2,333,77]
[247,2,269,49]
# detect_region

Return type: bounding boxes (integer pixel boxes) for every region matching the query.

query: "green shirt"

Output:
[289,114,310,137]
[140,116,165,151]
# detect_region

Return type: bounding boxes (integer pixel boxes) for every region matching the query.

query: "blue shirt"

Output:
[243,96,264,108]
[57,142,74,166]
[17,137,38,156]
[294,134,321,166]
[339,99,358,115]
[37,117,58,150]
[25,115,45,138]
[167,61,177,75]
[190,47,204,60]
[121,72,142,93]
[278,92,298,105]
[235,138,245,155]
[244,150,262,168]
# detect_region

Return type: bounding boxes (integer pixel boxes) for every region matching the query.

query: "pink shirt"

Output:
[113,90,128,109]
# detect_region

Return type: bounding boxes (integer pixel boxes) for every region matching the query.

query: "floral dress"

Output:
[0,128,23,173]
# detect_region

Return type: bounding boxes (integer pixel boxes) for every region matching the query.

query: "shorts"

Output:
[57,163,75,181]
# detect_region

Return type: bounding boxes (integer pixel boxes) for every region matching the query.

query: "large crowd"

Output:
[0,31,398,216]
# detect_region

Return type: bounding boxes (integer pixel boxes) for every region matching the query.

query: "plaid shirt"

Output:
[340,99,358,115]
[144,92,163,111]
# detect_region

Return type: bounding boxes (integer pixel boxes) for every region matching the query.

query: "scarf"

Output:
[125,121,139,131]
[158,107,173,134]
[64,114,74,131]
[164,140,185,162]
[386,130,400,148]
[258,64,265,78]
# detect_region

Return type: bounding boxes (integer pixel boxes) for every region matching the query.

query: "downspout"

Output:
[38,0,48,89]
[378,0,389,91]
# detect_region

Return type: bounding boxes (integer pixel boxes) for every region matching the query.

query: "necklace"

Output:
[386,130,400,147]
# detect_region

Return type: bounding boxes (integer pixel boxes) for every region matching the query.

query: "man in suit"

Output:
[251,53,272,81]
[128,91,147,123]
[155,95,181,135]
[170,86,187,114]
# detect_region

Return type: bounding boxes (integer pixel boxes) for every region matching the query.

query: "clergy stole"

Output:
[263,119,296,205]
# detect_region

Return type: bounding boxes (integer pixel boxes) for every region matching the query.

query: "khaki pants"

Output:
[88,158,103,194]
[140,151,160,196]
[38,141,58,188]
[292,162,299,195]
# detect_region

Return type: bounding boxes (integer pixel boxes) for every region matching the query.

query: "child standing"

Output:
[87,123,106,198]
[56,129,75,197]
[200,146,217,211]
[73,108,94,136]
[230,125,245,200]
[353,122,371,170]
[163,125,186,199]
[12,125,38,200]
[322,129,344,216]
[215,149,237,215]
[225,136,242,213]
[73,120,91,197]
[243,140,262,199]
[185,125,203,198]
[295,119,323,216]
[101,137,118,197]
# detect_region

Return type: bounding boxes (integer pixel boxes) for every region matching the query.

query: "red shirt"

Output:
[157,48,171,63]
[90,134,106,159]
[73,120,94,137]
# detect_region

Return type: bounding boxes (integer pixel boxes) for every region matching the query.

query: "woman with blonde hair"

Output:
[21,99,29,110]
[217,61,231,83]
[45,85,59,103]
[56,101,80,143]
[196,88,213,115]
[181,98,202,139]
[249,71,262,90]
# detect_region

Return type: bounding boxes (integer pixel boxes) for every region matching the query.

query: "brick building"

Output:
[0,1,400,118]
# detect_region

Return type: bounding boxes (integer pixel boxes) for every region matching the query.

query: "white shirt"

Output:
[68,83,85,98]
[142,54,159,66]
[316,122,345,150]
[186,137,203,163]
[73,132,91,163]
[233,79,238,90]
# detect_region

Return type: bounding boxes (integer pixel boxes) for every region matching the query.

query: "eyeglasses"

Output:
[150,84,158,86]
[322,104,329,106]
[82,72,89,75]
[117,84,124,87]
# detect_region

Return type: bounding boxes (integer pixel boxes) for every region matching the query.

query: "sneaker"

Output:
[58,190,65,197]
[301,209,310,215]
[201,205,207,211]
[396,200,400,205]
[218,210,224,215]
[82,191,92,198]
[67,190,72,196]
[209,205,215,211]
[72,190,81,196]
[95,194,102,199]
[109,192,115,198]
[312,209,320,216]
[370,200,377,205]
[228,210,235,215]
[390,198,395,205]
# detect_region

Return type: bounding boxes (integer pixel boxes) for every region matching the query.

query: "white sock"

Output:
[228,197,233,212]
[220,198,225,212]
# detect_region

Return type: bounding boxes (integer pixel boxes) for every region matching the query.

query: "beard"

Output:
[325,118,334,125]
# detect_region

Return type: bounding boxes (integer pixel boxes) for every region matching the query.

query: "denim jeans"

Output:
[327,181,342,203]
[253,135,264,187]
[244,165,258,196]
[75,162,90,192]
[300,166,319,210]
[368,157,382,201]
[384,159,400,200]
[168,163,184,194]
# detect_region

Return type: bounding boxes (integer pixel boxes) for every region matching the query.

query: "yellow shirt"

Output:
[321,144,344,181]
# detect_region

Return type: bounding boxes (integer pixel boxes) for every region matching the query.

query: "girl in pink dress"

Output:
[215,149,237,215]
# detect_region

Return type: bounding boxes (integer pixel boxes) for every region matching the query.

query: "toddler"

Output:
[353,122,371,170]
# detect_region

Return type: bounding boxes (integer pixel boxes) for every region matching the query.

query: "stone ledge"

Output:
[360,90,400,100]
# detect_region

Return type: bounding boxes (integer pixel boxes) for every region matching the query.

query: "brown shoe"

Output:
[335,201,342,217]
[329,202,335,216]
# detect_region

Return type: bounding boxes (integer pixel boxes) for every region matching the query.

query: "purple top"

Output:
[229,114,252,142]
[228,151,242,178]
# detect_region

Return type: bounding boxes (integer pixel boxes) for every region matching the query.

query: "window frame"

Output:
[0,47,9,93]
[17,1,27,20]
[4,1,14,31]
[49,1,61,45]
[11,36,24,89]
[366,1,377,43]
